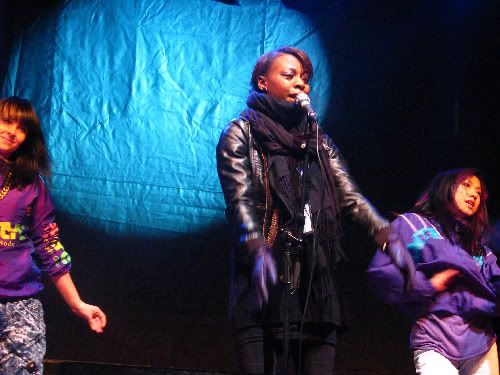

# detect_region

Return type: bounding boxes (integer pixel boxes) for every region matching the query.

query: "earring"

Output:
[259,86,267,93]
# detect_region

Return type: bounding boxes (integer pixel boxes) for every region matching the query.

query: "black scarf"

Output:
[241,91,345,265]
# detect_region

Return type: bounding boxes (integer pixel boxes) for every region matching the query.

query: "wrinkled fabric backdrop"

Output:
[2,0,335,237]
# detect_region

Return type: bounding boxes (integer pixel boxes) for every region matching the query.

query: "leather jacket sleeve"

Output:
[323,134,389,239]
[216,119,263,245]
[216,118,388,246]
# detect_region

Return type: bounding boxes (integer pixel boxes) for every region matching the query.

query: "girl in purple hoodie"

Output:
[0,97,106,374]
[368,169,499,374]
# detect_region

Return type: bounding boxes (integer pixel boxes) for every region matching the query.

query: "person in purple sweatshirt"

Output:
[0,96,106,374]
[368,168,499,374]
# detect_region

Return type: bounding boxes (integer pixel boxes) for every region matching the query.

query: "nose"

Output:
[3,125,15,136]
[469,190,479,200]
[294,77,306,91]
[0,125,17,141]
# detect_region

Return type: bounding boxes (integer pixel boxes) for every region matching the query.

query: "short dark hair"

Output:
[412,168,489,256]
[0,96,50,187]
[250,46,313,92]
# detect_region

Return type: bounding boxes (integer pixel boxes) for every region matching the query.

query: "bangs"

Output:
[454,169,476,185]
[0,97,39,130]
[454,169,488,200]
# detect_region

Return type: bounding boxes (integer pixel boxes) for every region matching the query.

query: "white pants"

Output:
[414,342,499,375]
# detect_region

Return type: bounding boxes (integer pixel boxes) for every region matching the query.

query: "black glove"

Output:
[385,230,416,294]
[247,239,277,309]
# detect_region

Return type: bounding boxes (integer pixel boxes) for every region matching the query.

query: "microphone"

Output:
[295,93,317,121]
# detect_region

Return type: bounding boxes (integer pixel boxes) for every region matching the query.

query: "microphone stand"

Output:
[297,112,317,239]
[279,112,318,375]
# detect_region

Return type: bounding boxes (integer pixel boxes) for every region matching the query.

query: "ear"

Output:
[257,76,267,92]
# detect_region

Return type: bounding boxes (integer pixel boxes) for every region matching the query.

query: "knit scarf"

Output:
[241,91,345,266]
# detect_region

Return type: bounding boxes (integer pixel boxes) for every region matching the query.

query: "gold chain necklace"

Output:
[0,170,13,200]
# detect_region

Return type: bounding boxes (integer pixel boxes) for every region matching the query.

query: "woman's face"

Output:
[0,118,26,159]
[453,175,482,217]
[258,53,310,103]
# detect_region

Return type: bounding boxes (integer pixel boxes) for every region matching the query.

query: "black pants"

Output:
[234,327,336,375]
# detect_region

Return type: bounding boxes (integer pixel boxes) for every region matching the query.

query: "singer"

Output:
[216,46,389,374]
[0,97,106,374]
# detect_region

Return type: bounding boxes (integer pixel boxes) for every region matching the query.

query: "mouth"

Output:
[465,200,475,209]
[0,135,13,144]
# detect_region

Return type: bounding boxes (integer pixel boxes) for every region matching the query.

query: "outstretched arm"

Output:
[50,272,107,333]
[367,248,436,305]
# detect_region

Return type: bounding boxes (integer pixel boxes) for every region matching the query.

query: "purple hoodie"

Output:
[0,169,71,298]
[367,213,500,360]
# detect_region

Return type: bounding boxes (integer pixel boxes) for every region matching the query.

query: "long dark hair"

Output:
[0,96,50,187]
[411,168,489,256]
[250,46,314,92]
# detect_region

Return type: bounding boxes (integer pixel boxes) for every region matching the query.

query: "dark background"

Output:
[0,1,498,374]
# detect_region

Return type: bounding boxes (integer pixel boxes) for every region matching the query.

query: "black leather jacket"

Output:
[216,118,388,253]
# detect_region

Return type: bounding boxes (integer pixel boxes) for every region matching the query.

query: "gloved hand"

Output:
[385,230,416,294]
[247,239,277,309]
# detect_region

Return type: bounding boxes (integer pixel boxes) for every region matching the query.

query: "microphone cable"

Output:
[297,119,327,375]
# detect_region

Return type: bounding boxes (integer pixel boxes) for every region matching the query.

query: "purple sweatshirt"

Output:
[367,213,500,361]
[0,169,71,299]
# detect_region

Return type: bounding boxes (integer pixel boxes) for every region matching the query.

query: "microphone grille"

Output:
[295,93,310,106]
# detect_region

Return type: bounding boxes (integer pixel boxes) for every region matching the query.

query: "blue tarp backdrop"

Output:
[1,0,333,236]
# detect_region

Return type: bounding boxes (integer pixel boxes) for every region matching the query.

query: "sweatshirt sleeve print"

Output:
[30,177,72,276]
